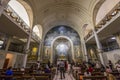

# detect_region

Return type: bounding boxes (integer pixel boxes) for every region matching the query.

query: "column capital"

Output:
[24,49,30,54]
[97,49,103,53]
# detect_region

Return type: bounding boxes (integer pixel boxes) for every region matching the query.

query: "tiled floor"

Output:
[53,71,75,80]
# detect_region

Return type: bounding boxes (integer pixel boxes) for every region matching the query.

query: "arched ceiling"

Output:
[23,0,101,39]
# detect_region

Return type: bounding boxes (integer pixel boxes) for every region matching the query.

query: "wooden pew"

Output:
[83,76,107,80]
[0,75,49,80]
[92,72,104,76]
[35,76,49,80]
[30,73,52,80]
[110,72,120,77]
[0,75,13,80]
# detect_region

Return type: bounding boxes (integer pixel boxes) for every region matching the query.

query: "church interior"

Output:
[0,0,120,80]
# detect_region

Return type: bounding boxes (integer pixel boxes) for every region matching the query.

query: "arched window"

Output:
[8,0,30,26]
[33,25,42,39]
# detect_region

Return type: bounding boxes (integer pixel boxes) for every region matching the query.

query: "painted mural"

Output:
[44,25,81,61]
[44,25,80,46]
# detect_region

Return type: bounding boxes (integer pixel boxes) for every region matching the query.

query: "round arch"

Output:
[51,36,75,63]
[33,25,43,39]
[93,0,120,25]
[92,0,105,26]
[8,0,33,27]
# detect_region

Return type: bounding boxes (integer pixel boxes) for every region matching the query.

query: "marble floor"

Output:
[53,71,75,80]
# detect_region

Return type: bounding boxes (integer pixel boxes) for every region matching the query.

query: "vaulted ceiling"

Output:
[22,0,104,38]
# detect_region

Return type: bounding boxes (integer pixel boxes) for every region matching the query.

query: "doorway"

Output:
[3,58,9,69]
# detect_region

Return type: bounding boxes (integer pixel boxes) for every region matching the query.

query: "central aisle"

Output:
[53,72,75,80]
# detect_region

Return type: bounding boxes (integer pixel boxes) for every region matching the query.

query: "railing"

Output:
[4,5,30,33]
[95,1,120,31]
[84,30,93,40]
[32,32,40,42]
[102,44,119,52]
[84,2,120,41]
[3,5,40,42]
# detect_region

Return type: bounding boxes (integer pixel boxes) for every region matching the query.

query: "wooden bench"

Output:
[110,72,120,77]
[35,76,49,80]
[0,75,49,80]
[92,72,104,76]
[0,75,13,80]
[83,76,107,80]
[30,73,52,80]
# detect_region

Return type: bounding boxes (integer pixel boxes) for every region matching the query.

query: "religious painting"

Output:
[44,46,51,58]
[44,25,81,46]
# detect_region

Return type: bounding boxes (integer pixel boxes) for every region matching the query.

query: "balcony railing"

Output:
[95,2,120,31]
[32,32,40,42]
[4,5,30,33]
[102,44,119,52]
[3,5,40,42]
[84,2,120,41]
[84,30,93,40]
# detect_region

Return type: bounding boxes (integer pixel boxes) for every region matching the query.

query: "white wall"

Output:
[0,50,24,69]
[0,50,7,69]
[14,54,24,68]
[103,49,120,67]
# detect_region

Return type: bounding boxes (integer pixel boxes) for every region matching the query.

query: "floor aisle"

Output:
[53,72,75,80]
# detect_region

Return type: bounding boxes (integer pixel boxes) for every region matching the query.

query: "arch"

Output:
[43,25,80,45]
[92,0,105,26]
[33,25,43,39]
[8,0,33,27]
[95,0,120,25]
[51,36,75,63]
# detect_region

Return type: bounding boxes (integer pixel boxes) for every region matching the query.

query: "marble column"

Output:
[81,24,88,62]
[23,32,31,67]
[83,39,88,62]
[93,29,105,66]
[0,0,10,16]
[5,36,12,51]
[37,41,41,61]
[39,41,42,60]
[115,33,120,47]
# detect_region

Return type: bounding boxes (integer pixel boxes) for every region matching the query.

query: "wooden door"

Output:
[3,58,9,69]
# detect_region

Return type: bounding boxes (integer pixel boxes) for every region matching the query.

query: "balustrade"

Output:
[3,5,40,42]
[84,2,120,41]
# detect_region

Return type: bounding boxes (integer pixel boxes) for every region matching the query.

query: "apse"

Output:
[44,25,82,63]
[56,43,69,55]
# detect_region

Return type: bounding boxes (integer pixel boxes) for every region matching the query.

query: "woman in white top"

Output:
[115,62,120,73]
[84,69,91,80]
[68,63,71,74]
[84,69,91,76]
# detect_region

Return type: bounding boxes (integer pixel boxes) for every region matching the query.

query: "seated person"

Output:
[29,65,34,73]
[106,66,112,73]
[44,67,51,73]
[36,67,43,74]
[106,67,116,80]
[88,66,93,73]
[82,69,91,80]
[5,66,13,76]
[5,67,13,80]
[115,62,120,73]
[84,69,91,76]
[20,67,25,71]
